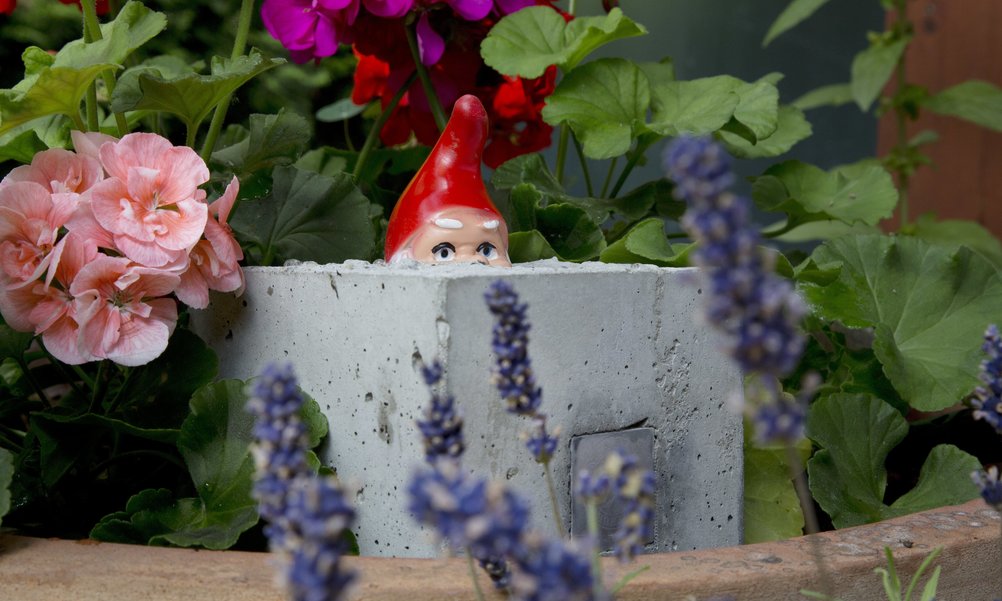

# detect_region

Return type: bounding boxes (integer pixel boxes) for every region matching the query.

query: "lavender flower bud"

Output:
[416,360,465,461]
[485,279,543,415]
[972,466,1002,511]
[973,324,1002,434]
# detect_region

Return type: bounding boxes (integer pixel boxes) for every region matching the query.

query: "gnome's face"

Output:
[384,95,514,268]
[397,207,511,267]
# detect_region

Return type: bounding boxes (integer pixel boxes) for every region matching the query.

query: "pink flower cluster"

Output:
[0,132,244,366]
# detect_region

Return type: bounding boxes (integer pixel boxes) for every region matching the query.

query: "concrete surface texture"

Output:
[0,500,997,601]
[189,260,743,557]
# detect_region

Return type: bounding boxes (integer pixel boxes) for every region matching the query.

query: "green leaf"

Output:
[111,50,284,132]
[731,79,780,141]
[771,220,880,243]
[743,429,810,543]
[492,153,564,198]
[491,154,609,225]
[752,160,896,227]
[31,412,179,445]
[923,80,1002,132]
[0,129,48,164]
[508,230,558,263]
[806,393,908,527]
[507,183,542,232]
[887,445,980,516]
[158,379,258,548]
[801,236,1002,411]
[638,59,675,88]
[612,180,670,221]
[117,328,219,430]
[718,105,812,159]
[53,1,166,70]
[0,63,113,135]
[792,83,853,110]
[850,37,909,111]
[91,380,328,548]
[807,394,979,529]
[600,218,691,267]
[905,214,1002,269]
[211,110,311,175]
[295,148,349,179]
[0,447,12,528]
[0,324,33,359]
[316,98,366,122]
[231,165,377,265]
[541,58,650,160]
[535,203,606,262]
[481,7,646,78]
[763,0,832,46]
[649,76,740,137]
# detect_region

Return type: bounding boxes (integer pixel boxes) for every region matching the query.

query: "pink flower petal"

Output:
[211,176,240,224]
[0,282,42,331]
[114,234,186,268]
[362,0,413,18]
[155,198,208,251]
[104,300,175,366]
[71,130,118,162]
[416,13,445,66]
[99,133,174,181]
[3,148,104,194]
[42,314,94,365]
[494,0,534,15]
[446,0,491,20]
[175,263,210,309]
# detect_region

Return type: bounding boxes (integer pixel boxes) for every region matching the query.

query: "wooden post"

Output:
[877,0,1002,237]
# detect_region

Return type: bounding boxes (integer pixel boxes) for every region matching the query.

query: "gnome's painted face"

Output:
[393,207,512,266]
[384,94,513,267]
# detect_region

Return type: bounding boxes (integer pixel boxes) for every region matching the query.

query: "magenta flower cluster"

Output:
[262,0,535,64]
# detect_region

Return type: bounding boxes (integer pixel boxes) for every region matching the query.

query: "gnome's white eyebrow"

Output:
[481,220,500,230]
[434,218,464,229]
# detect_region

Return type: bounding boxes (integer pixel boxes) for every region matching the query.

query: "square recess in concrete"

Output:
[191,260,743,557]
[570,427,656,551]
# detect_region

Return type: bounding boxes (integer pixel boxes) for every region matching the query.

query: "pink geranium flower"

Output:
[1,147,104,195]
[0,181,76,288]
[175,177,246,309]
[70,255,180,366]
[0,233,99,364]
[87,133,209,268]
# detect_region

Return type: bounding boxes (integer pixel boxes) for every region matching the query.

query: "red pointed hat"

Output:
[384,94,505,262]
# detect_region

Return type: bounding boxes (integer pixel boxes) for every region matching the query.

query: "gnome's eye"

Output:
[432,242,456,261]
[477,242,499,260]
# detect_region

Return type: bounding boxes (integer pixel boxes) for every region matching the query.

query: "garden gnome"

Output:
[384,94,512,266]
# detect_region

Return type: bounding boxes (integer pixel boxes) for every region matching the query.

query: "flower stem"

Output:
[600,157,618,198]
[585,501,605,597]
[200,0,255,161]
[15,357,51,410]
[465,550,487,601]
[405,19,447,132]
[556,125,570,185]
[81,0,128,136]
[609,134,656,198]
[82,16,99,132]
[543,461,564,535]
[353,72,417,181]
[89,360,110,414]
[786,442,834,599]
[571,134,594,197]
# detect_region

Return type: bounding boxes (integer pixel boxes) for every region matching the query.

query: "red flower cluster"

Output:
[349,2,559,168]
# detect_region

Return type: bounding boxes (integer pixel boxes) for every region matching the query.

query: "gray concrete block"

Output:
[189,260,743,558]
